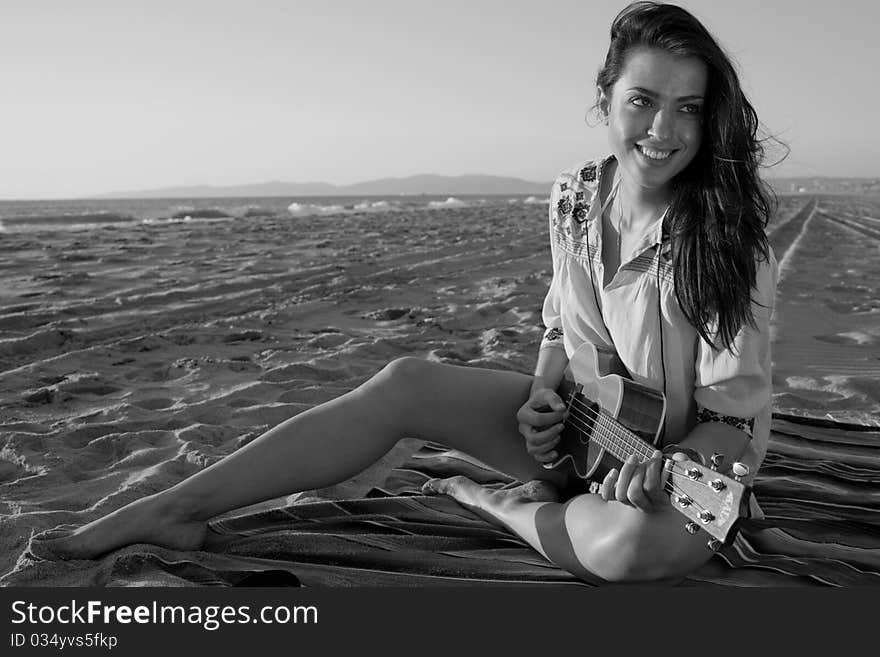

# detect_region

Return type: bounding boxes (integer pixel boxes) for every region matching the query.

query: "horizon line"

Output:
[2,172,878,203]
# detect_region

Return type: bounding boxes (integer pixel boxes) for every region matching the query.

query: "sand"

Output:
[1,193,878,583]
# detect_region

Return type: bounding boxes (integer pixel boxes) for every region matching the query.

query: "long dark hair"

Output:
[596,2,779,350]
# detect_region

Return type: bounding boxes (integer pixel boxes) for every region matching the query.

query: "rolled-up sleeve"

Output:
[693,249,779,438]
[540,180,566,351]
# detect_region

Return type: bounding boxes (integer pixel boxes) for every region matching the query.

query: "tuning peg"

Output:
[686,467,702,480]
[732,462,750,483]
[685,521,699,535]
[710,453,724,471]
[698,510,715,523]
[674,494,693,508]
[707,539,722,551]
[710,479,726,492]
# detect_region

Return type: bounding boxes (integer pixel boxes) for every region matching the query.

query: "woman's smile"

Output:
[634,143,677,162]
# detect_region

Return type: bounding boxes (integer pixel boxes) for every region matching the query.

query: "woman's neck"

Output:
[615,169,671,230]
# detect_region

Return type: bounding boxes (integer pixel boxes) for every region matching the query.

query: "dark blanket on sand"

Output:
[10,414,879,587]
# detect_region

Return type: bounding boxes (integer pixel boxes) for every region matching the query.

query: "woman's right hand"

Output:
[516,387,568,463]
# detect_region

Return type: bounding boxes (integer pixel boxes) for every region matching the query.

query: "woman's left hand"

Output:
[599,450,671,513]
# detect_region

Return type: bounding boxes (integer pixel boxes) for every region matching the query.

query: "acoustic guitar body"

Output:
[551,342,667,482]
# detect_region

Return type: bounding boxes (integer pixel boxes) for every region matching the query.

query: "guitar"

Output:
[544,342,751,548]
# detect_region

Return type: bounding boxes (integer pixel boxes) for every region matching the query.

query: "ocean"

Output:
[0,194,547,234]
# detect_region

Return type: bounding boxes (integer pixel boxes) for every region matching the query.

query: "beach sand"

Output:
[1,194,878,584]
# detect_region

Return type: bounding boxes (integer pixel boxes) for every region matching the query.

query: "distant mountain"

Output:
[94,174,880,200]
[95,174,552,199]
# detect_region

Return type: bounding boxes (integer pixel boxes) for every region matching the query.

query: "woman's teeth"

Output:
[637,145,674,160]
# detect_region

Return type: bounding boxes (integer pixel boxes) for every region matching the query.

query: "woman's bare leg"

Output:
[38,357,565,559]
[422,476,716,582]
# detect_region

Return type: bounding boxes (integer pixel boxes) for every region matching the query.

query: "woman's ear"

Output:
[597,87,610,123]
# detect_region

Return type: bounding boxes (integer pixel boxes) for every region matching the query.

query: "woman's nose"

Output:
[647,109,673,141]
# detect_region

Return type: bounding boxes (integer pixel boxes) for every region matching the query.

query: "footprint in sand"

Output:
[176,423,240,446]
[362,307,411,321]
[223,330,265,343]
[131,397,176,411]
[225,358,261,373]
[22,387,55,404]
[61,424,115,448]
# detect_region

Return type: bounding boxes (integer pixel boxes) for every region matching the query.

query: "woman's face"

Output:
[600,47,708,194]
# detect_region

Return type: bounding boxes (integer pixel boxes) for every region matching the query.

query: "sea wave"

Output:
[0,212,137,234]
[169,209,233,220]
[353,200,392,211]
[137,207,238,225]
[287,202,347,217]
[287,199,406,218]
[427,197,468,209]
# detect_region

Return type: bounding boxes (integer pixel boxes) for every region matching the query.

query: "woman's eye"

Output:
[630,96,652,108]
[681,103,703,114]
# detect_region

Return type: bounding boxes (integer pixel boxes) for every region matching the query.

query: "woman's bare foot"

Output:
[30,493,208,561]
[421,476,560,526]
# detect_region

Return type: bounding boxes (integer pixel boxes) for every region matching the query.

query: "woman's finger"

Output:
[600,469,619,501]
[626,463,652,512]
[614,455,638,505]
[522,427,562,463]
[531,388,566,413]
[522,390,567,427]
[527,424,564,447]
[643,450,666,507]
[524,407,566,429]
[534,449,559,463]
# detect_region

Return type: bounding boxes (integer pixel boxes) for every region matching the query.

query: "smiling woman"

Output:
[33,2,782,585]
[592,1,776,350]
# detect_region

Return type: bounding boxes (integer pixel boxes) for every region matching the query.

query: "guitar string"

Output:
[559,399,722,521]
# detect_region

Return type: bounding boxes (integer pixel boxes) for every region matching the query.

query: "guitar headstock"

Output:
[665,457,750,547]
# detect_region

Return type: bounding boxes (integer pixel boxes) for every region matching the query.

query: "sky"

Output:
[1,0,878,199]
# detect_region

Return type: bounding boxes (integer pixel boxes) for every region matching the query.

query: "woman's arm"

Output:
[517,345,571,464]
[673,421,751,473]
[530,344,569,395]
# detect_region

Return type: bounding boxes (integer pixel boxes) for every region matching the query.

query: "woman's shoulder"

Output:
[550,155,610,197]
[548,155,612,227]
[548,155,612,228]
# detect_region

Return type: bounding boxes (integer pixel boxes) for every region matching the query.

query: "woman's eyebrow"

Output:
[628,86,705,102]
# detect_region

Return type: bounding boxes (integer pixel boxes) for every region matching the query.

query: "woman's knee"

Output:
[585,513,712,582]
[368,356,433,403]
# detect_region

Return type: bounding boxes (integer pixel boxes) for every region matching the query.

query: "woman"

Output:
[39,2,778,583]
